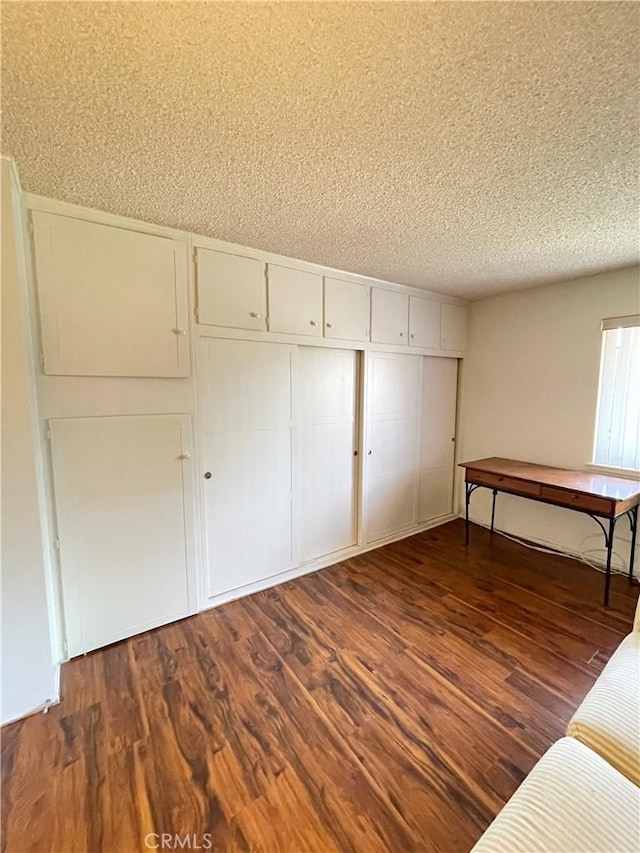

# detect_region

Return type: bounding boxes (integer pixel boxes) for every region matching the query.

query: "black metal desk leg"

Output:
[604,516,616,607]
[465,482,472,546]
[490,490,497,535]
[628,506,638,584]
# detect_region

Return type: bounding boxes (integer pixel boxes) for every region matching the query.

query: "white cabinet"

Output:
[49,414,196,657]
[371,288,409,345]
[441,303,468,351]
[418,358,458,522]
[409,297,441,349]
[324,278,370,342]
[196,248,266,330]
[365,353,421,541]
[298,347,358,562]
[31,212,190,377]
[199,338,294,598]
[268,265,323,336]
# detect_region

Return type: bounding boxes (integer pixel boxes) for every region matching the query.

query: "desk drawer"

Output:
[466,470,541,497]
[539,486,613,516]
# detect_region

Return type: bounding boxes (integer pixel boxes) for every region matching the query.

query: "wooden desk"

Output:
[460,457,640,606]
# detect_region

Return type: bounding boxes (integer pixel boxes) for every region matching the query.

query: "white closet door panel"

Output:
[298,347,356,421]
[207,429,292,595]
[50,414,194,657]
[371,353,421,419]
[199,338,295,598]
[370,417,419,476]
[418,357,458,523]
[409,297,441,349]
[366,353,421,542]
[371,289,408,345]
[202,338,292,432]
[324,278,370,341]
[418,466,454,521]
[366,472,418,540]
[268,265,323,336]
[196,248,266,330]
[32,212,189,377]
[297,348,358,563]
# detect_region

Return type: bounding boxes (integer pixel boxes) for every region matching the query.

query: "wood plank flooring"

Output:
[2,519,637,853]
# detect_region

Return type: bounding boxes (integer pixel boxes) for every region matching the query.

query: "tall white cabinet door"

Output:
[297,348,358,563]
[31,212,190,377]
[441,303,468,351]
[196,248,266,330]
[366,353,421,542]
[267,265,323,336]
[49,415,196,657]
[409,297,441,348]
[324,278,370,341]
[199,338,294,599]
[371,288,409,345]
[418,358,458,522]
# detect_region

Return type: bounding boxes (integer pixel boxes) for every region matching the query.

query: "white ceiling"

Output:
[2,2,639,299]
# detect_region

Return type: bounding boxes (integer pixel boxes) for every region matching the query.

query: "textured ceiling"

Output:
[2,2,639,298]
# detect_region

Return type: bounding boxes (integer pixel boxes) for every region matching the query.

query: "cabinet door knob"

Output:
[178,453,192,460]
[326,322,333,329]
[204,472,212,479]
[249,312,261,319]
[368,450,372,455]
[310,320,318,326]
[173,328,188,336]
[410,333,416,339]
[399,332,405,338]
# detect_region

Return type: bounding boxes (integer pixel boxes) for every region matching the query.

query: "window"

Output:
[593,315,640,472]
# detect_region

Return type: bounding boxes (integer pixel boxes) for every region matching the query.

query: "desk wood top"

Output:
[459,457,640,502]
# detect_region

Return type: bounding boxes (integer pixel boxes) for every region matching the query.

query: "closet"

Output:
[198,338,359,602]
[25,201,466,658]
[365,353,458,542]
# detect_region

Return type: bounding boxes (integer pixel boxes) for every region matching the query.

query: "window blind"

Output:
[593,316,640,471]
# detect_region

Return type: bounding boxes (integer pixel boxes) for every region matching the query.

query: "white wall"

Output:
[1,158,58,723]
[459,266,640,575]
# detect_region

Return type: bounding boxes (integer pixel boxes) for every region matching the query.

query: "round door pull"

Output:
[353,450,358,456]
[326,322,333,329]
[399,332,405,338]
[204,472,212,479]
[249,311,261,319]
[310,320,318,326]
[368,450,372,455]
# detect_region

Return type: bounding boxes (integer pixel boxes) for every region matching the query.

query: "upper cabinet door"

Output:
[32,212,190,378]
[409,297,441,348]
[440,304,468,351]
[324,277,370,341]
[196,248,266,330]
[371,288,409,345]
[267,264,323,336]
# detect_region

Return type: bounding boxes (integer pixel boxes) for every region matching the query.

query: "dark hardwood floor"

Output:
[2,519,637,853]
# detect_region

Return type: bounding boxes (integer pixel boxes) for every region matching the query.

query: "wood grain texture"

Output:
[2,519,637,853]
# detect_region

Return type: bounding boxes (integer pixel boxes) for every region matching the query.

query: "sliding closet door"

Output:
[418,357,458,522]
[366,353,421,542]
[297,347,358,563]
[199,338,294,599]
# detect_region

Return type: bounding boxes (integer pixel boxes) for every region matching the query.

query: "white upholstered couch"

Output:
[471,595,640,852]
